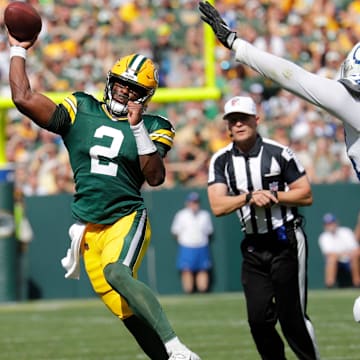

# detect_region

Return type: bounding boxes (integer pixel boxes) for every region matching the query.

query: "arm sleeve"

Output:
[280,146,306,185]
[208,152,228,186]
[44,104,71,136]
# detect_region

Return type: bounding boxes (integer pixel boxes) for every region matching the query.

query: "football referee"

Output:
[208,96,320,360]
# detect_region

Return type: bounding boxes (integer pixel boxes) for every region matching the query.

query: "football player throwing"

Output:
[7,31,200,360]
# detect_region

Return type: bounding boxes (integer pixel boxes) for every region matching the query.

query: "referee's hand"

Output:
[250,190,279,208]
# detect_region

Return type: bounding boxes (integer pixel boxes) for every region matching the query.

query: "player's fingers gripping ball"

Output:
[353,296,360,322]
[4,1,42,42]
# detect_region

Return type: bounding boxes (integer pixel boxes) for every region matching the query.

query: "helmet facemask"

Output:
[104,73,129,116]
[104,54,158,117]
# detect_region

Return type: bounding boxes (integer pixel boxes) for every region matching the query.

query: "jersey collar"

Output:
[101,104,128,121]
[232,134,262,157]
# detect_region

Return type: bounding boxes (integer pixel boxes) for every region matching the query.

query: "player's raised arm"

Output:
[6,6,57,129]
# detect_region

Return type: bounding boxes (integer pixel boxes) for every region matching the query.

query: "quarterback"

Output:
[7,32,200,360]
[199,1,360,181]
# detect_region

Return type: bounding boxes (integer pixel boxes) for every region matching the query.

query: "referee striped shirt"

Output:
[208,135,306,235]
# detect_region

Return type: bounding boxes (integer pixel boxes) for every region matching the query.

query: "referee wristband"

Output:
[270,190,278,199]
[130,120,157,155]
[245,191,252,204]
[10,46,27,60]
[270,190,278,206]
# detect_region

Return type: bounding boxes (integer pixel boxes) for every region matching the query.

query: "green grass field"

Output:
[0,289,359,359]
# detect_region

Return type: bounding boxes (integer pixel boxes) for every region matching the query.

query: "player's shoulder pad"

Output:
[62,91,96,106]
[143,113,174,129]
[61,91,100,122]
[71,91,99,103]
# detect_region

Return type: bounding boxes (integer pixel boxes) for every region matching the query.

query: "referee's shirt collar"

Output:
[232,134,262,157]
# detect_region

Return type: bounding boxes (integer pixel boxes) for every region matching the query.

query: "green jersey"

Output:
[56,92,175,224]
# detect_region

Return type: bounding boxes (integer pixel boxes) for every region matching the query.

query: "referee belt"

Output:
[245,218,300,239]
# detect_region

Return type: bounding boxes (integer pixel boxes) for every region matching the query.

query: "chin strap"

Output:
[109,95,151,117]
[109,99,128,116]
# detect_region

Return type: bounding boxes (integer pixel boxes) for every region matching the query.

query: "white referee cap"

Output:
[223,96,257,119]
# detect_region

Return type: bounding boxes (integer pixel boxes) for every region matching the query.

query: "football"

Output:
[4,1,42,42]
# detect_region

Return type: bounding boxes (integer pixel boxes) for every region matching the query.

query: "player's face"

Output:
[112,81,143,104]
[226,113,258,143]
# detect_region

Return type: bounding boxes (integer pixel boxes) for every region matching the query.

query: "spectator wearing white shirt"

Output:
[171,192,214,294]
[318,213,360,288]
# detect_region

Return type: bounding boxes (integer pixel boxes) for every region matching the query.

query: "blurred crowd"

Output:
[0,0,359,198]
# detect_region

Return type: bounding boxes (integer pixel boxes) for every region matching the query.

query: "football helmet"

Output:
[104,53,159,116]
[339,42,360,93]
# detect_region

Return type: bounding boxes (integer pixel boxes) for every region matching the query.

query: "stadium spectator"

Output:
[311,136,341,184]
[318,213,360,288]
[171,191,214,294]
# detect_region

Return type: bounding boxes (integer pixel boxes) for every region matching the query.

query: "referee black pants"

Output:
[241,224,320,360]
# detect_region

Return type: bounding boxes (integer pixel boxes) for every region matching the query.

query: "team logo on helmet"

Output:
[340,42,360,80]
[339,42,360,94]
[353,45,360,62]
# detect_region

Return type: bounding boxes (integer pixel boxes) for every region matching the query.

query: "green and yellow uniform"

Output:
[55,92,175,324]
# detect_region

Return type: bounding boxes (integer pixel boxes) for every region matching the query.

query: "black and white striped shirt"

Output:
[208,135,306,234]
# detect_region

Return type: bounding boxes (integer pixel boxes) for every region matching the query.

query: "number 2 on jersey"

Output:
[89,126,123,176]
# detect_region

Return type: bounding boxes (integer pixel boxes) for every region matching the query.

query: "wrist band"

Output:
[245,191,252,204]
[130,120,157,155]
[270,190,278,199]
[270,190,278,206]
[10,46,27,60]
